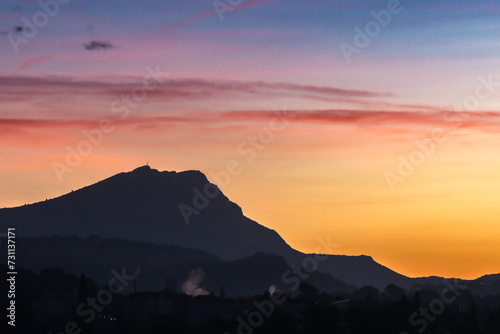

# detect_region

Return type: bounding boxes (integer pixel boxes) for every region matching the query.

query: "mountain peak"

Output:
[0,166,292,261]
[131,164,154,173]
[0,166,415,289]
[127,165,207,182]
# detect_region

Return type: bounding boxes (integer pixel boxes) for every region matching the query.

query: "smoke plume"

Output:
[181,268,210,297]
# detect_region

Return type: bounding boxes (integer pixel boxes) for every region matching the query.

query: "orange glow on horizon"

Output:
[2,76,500,280]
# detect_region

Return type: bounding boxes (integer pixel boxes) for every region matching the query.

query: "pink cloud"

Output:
[158,0,276,34]
[0,75,390,106]
[220,109,500,130]
[2,110,500,133]
[16,55,52,72]
[4,75,499,140]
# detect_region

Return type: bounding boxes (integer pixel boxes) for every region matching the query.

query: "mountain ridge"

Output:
[0,165,297,261]
[0,165,483,289]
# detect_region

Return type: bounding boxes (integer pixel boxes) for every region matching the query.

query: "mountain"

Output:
[8,236,223,292]
[0,166,408,288]
[6,236,355,296]
[0,166,294,261]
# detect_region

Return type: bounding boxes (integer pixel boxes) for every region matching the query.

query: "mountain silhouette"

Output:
[0,166,409,288]
[0,165,294,260]
[8,236,356,296]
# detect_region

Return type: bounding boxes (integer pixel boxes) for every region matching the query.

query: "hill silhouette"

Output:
[7,236,356,296]
[0,166,295,261]
[0,166,444,289]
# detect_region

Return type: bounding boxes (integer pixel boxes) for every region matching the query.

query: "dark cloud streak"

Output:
[2,110,500,132]
[84,40,113,51]
[0,76,390,102]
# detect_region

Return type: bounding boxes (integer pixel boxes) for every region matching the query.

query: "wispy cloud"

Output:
[0,75,390,105]
[3,110,500,134]
[221,109,500,127]
[4,75,498,135]
[16,55,52,71]
[158,0,275,34]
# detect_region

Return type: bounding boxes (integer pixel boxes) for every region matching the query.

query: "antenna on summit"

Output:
[146,161,149,167]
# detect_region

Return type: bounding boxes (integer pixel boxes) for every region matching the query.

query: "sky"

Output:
[1,0,500,279]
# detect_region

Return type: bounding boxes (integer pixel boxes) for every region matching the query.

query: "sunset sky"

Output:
[2,0,500,279]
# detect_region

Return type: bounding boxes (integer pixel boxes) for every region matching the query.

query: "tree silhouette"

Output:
[78,273,88,304]
[298,282,318,301]
[413,291,421,308]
